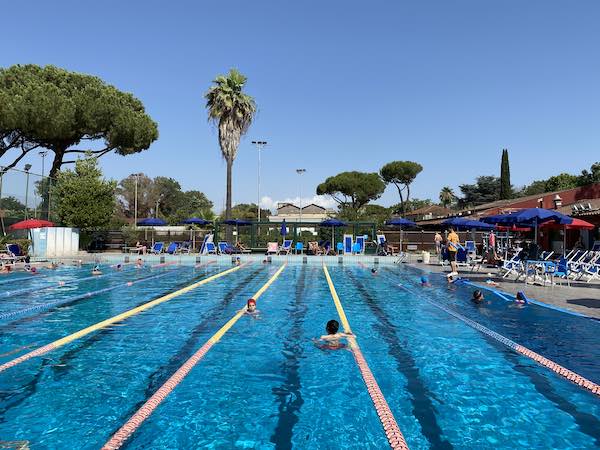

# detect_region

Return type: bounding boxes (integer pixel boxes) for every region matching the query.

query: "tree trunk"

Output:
[225,157,233,242]
[49,146,66,178]
[395,183,405,215]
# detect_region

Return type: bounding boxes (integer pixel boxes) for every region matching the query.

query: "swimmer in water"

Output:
[472,289,484,304]
[314,320,353,350]
[262,259,269,264]
[514,291,528,307]
[245,298,259,318]
[135,258,143,268]
[420,276,431,287]
[371,268,378,275]
[30,266,38,274]
[92,265,102,276]
[115,263,123,271]
[235,257,241,266]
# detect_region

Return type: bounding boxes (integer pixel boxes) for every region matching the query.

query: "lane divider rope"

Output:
[0,262,216,322]
[0,262,245,374]
[323,265,409,450]
[101,264,287,450]
[371,266,600,398]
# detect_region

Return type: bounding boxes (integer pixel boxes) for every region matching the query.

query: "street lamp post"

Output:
[251,141,267,222]
[296,169,306,227]
[39,151,48,219]
[24,164,32,219]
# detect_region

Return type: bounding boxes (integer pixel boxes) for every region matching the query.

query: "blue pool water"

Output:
[0,261,598,449]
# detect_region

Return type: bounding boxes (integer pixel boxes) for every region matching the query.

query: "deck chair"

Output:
[218,241,235,255]
[551,257,571,286]
[199,233,214,255]
[267,242,278,254]
[165,242,179,254]
[343,235,353,255]
[354,235,366,255]
[177,241,191,254]
[205,242,218,255]
[6,244,26,262]
[375,234,397,256]
[278,239,293,255]
[500,252,523,278]
[150,242,164,254]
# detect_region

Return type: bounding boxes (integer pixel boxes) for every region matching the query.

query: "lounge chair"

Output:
[6,244,26,262]
[177,241,191,254]
[551,257,571,286]
[278,240,293,255]
[267,242,278,254]
[218,241,236,255]
[343,235,353,255]
[375,234,397,256]
[499,252,523,278]
[205,242,218,255]
[199,233,214,255]
[354,235,366,255]
[150,242,164,254]
[165,242,179,254]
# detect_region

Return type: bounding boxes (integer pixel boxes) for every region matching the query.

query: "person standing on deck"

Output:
[434,232,443,254]
[447,227,460,273]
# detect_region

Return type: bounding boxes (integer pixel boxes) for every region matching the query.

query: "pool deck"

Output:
[409,260,600,319]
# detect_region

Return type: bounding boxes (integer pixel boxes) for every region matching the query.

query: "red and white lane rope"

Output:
[101,264,286,450]
[323,265,410,450]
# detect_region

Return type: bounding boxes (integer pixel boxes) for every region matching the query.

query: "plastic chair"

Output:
[295,242,304,254]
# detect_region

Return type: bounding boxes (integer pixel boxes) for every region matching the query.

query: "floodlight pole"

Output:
[24,164,32,219]
[296,168,306,226]
[252,141,267,223]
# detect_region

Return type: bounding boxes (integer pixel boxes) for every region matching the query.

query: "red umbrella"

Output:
[8,219,55,231]
[540,218,595,230]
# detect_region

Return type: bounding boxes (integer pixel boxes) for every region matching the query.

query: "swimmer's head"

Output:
[371,268,377,274]
[473,290,483,301]
[93,265,100,271]
[116,264,122,269]
[30,267,37,274]
[326,319,340,335]
[516,291,528,304]
[247,298,256,312]
[420,276,428,284]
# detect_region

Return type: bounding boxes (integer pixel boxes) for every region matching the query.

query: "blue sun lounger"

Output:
[150,242,164,254]
[165,242,179,254]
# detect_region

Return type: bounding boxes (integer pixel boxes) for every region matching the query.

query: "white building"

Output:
[268,203,336,234]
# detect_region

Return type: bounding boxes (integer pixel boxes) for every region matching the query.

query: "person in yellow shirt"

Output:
[446,227,460,273]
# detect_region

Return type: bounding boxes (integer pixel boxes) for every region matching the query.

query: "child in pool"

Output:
[314,320,353,350]
[472,290,484,304]
[92,265,102,276]
[245,298,260,318]
[135,258,144,268]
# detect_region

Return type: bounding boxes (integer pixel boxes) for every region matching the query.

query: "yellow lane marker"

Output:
[0,263,248,374]
[102,264,287,450]
[322,265,409,450]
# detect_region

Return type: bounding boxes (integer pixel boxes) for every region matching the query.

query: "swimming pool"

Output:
[0,260,598,449]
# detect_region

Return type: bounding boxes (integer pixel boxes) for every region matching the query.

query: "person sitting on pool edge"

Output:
[472,289,484,304]
[314,319,353,350]
[92,265,102,276]
[245,298,259,318]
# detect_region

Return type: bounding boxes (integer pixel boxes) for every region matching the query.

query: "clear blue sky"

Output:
[2,1,600,212]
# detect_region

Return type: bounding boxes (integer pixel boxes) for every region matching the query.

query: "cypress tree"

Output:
[500,149,511,199]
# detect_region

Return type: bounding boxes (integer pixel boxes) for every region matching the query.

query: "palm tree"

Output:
[205,69,256,235]
[439,186,456,208]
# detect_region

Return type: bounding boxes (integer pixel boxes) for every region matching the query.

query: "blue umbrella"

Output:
[480,213,514,225]
[319,219,347,250]
[180,217,212,226]
[137,218,167,226]
[222,218,252,244]
[502,208,572,225]
[385,217,417,228]
[386,217,417,253]
[443,218,494,231]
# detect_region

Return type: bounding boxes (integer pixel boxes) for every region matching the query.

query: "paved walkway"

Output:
[408,261,600,319]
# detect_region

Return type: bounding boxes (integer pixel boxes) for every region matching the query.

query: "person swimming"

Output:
[92,265,102,276]
[135,258,143,268]
[515,291,529,305]
[314,319,353,350]
[420,276,431,287]
[371,268,378,275]
[115,263,123,271]
[472,289,484,303]
[245,298,259,317]
[234,257,241,266]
